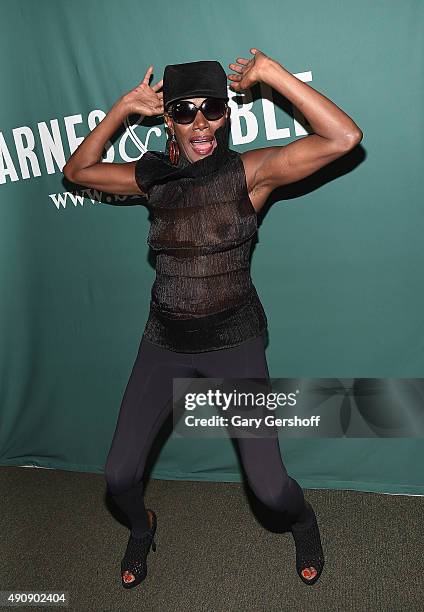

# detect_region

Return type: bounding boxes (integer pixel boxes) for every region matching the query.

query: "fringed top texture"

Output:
[134,121,268,352]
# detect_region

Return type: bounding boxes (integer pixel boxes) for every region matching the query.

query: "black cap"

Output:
[163,60,229,110]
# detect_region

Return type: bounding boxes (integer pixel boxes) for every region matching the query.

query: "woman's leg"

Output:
[193,333,305,520]
[104,337,197,536]
[193,334,324,584]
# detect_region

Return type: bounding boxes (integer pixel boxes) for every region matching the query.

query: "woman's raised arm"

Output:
[62,66,164,196]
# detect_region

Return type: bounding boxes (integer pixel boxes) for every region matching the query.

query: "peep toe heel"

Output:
[121,509,157,589]
[291,501,325,585]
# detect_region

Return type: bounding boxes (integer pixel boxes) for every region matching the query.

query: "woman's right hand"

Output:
[120,65,164,117]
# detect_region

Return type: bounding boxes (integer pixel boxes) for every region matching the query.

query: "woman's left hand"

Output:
[227,48,272,92]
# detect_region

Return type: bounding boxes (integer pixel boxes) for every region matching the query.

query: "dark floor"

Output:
[1,465,423,612]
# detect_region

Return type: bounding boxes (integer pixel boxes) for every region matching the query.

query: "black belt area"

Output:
[149,288,256,332]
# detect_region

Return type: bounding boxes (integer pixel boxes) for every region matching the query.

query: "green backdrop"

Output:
[1,0,423,494]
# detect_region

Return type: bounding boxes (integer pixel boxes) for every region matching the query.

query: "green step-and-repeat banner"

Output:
[1,0,423,494]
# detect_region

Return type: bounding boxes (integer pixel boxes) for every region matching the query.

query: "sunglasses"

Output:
[167,97,228,125]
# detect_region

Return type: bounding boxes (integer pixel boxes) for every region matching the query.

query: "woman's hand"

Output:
[227,48,273,92]
[120,65,164,117]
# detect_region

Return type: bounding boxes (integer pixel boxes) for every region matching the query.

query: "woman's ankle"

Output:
[130,509,154,538]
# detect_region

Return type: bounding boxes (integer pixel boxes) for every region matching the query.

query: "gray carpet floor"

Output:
[1,465,423,612]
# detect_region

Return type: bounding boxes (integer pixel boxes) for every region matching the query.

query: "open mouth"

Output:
[189,136,217,155]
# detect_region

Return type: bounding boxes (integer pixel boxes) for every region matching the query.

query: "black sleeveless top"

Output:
[134,122,268,352]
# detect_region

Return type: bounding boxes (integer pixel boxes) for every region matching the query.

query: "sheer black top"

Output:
[134,122,268,352]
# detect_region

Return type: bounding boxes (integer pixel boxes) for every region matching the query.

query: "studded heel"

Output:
[121,509,157,589]
[290,501,325,585]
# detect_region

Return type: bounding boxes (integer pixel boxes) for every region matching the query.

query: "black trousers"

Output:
[104,333,305,536]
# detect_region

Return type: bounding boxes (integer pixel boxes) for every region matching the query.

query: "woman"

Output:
[63,48,362,589]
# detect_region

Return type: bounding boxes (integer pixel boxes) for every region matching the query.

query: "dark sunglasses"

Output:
[167,98,228,125]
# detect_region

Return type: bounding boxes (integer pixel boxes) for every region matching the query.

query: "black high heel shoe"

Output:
[290,501,325,585]
[121,509,157,589]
